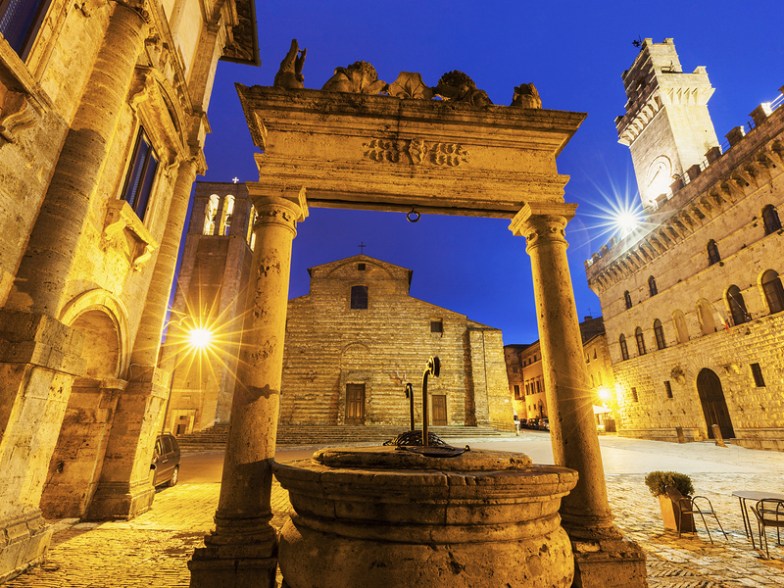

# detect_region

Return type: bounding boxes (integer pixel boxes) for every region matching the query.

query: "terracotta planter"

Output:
[657,495,695,532]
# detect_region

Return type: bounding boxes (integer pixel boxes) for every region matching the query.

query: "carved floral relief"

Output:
[364,138,468,167]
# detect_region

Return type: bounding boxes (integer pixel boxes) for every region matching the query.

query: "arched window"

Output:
[246,205,258,250]
[761,269,784,314]
[762,204,782,235]
[697,299,716,335]
[726,285,749,325]
[619,335,629,361]
[219,195,235,236]
[624,291,632,309]
[672,310,689,344]
[648,276,658,296]
[653,319,666,350]
[203,195,219,235]
[350,285,368,309]
[707,240,720,265]
[635,327,646,356]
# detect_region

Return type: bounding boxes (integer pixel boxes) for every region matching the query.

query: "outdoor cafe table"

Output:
[732,490,784,548]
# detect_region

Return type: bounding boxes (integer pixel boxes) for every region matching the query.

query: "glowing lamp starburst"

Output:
[613,209,640,237]
[188,328,213,350]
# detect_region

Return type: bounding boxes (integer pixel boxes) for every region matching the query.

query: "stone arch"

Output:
[696,368,735,440]
[60,289,130,376]
[203,194,220,235]
[759,269,784,314]
[41,291,129,518]
[338,342,372,425]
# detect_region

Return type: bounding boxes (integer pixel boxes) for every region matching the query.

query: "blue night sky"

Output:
[197,0,783,344]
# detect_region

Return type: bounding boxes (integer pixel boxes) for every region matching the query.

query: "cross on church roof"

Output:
[358,242,367,254]
[232,177,239,184]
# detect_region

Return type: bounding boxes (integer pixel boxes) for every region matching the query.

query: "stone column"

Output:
[6,1,149,315]
[86,157,200,520]
[189,191,307,588]
[510,202,647,588]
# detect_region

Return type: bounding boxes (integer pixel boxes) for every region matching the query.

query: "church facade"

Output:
[280,255,514,431]
[585,39,784,450]
[0,1,257,581]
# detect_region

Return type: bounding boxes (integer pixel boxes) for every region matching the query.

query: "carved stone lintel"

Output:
[363,137,468,167]
[323,61,386,95]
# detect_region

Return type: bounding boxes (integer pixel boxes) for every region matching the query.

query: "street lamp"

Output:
[188,327,213,351]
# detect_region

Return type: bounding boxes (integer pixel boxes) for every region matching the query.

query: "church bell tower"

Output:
[616,38,719,209]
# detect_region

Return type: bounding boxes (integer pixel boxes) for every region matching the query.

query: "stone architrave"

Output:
[195,84,646,587]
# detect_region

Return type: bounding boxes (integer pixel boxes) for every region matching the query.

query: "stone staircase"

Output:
[176,423,511,452]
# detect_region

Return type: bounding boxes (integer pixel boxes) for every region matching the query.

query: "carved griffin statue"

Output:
[322,61,387,94]
[273,39,307,90]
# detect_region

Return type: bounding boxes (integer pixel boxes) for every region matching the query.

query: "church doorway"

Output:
[431,395,447,425]
[696,368,734,439]
[345,383,366,424]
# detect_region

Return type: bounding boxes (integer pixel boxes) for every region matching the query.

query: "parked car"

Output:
[151,434,181,487]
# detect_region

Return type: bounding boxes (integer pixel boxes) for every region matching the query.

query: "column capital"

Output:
[248,186,309,230]
[509,202,577,248]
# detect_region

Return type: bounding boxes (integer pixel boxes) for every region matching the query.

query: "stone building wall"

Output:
[280,255,514,431]
[587,39,784,450]
[0,2,257,581]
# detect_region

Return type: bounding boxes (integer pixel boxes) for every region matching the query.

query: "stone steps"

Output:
[176,424,510,451]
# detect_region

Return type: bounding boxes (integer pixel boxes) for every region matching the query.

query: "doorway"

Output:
[345,383,365,424]
[696,368,735,439]
[431,395,447,425]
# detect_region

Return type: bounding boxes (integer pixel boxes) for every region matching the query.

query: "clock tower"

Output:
[616,38,719,209]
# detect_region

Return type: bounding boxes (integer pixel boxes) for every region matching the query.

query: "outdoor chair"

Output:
[751,499,784,559]
[665,485,729,543]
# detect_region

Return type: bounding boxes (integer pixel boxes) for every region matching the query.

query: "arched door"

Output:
[696,369,734,439]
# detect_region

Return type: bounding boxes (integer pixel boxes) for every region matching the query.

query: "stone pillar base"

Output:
[0,510,52,583]
[571,536,648,588]
[83,480,155,521]
[188,545,277,588]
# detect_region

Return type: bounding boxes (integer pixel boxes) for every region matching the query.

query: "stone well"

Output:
[273,446,578,587]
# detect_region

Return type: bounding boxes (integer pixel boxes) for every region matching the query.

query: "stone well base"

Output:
[274,446,578,588]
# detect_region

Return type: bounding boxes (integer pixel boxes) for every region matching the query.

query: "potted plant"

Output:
[644,471,696,532]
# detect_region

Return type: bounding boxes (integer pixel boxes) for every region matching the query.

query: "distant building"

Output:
[505,316,612,425]
[585,39,784,450]
[166,209,516,433]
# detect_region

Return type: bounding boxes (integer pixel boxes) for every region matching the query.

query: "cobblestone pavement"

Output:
[7,440,784,587]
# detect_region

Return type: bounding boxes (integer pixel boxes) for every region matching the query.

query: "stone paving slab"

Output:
[6,470,784,586]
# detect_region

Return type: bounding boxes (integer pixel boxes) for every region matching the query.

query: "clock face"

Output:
[646,155,672,200]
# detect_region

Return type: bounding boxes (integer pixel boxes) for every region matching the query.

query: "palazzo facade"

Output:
[0,1,257,581]
[586,39,784,450]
